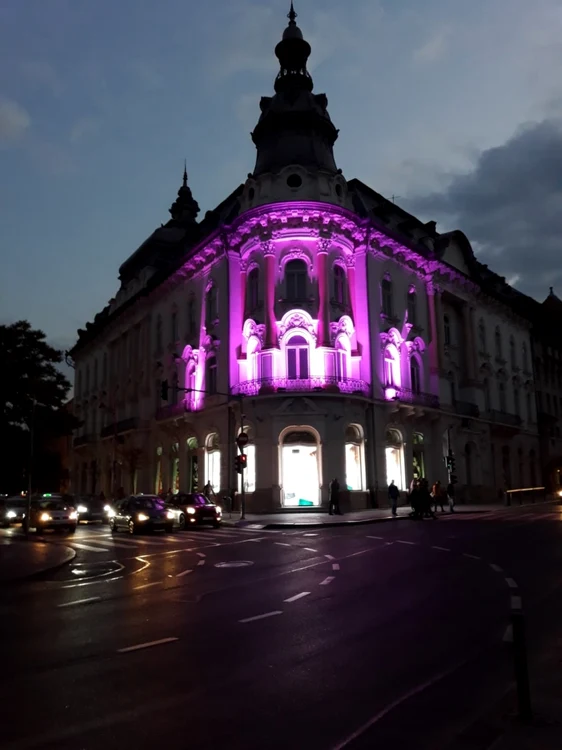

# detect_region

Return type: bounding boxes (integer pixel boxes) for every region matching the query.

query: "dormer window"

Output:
[285,260,307,301]
[248,267,260,311]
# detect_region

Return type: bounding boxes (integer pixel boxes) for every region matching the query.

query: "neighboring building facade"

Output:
[70,7,541,509]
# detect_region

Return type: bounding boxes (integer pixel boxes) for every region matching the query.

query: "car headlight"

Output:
[6,510,16,519]
[40,512,51,522]
[166,510,175,519]
[104,504,111,512]
[137,513,149,522]
[215,506,222,514]
[187,507,196,515]
[69,511,78,520]
[77,505,88,513]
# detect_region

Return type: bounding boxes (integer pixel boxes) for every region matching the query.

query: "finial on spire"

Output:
[550,286,554,296]
[288,1,297,24]
[182,159,188,187]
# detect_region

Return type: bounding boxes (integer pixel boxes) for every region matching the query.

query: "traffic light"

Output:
[235,453,248,474]
[160,380,169,401]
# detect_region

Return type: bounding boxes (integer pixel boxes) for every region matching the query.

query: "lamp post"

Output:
[25,399,37,538]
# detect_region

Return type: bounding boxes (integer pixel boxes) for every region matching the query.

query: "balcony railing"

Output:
[233,377,370,397]
[393,387,440,409]
[100,417,139,439]
[454,400,480,418]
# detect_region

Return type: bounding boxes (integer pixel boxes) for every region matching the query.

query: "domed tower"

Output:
[242,3,349,211]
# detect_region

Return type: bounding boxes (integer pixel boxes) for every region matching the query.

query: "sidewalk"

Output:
[0,537,76,583]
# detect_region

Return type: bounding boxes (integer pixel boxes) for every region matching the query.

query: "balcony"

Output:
[486,410,522,427]
[156,402,188,421]
[100,417,139,439]
[454,400,480,418]
[390,387,440,409]
[233,377,370,397]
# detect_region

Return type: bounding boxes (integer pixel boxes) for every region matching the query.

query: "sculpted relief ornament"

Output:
[278,311,317,343]
[243,318,266,346]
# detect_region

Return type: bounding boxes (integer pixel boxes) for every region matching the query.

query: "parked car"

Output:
[1,496,27,527]
[28,497,78,534]
[109,495,175,534]
[75,495,110,523]
[169,493,222,529]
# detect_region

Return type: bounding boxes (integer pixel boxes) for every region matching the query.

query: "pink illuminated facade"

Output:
[71,7,541,510]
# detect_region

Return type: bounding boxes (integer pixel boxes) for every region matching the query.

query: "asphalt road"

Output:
[2,502,561,750]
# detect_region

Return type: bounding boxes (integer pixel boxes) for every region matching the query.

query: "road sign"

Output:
[236,432,249,448]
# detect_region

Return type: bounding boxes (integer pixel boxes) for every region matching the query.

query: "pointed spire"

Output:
[275,3,312,92]
[169,162,199,223]
[288,1,297,24]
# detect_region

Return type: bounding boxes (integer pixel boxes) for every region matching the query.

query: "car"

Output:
[108,495,175,535]
[1,496,28,527]
[75,495,111,523]
[170,493,222,530]
[28,497,78,534]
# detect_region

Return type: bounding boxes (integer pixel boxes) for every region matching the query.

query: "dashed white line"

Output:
[239,611,283,624]
[133,582,161,591]
[196,552,206,558]
[284,591,311,603]
[197,559,206,567]
[396,540,416,546]
[366,535,383,540]
[320,576,335,586]
[176,569,193,578]
[324,554,335,560]
[432,546,451,552]
[304,547,318,553]
[463,553,481,560]
[71,543,110,553]
[58,596,100,608]
[332,563,340,571]
[275,542,291,546]
[117,637,178,653]
[303,533,318,537]
[490,564,503,573]
[511,595,523,611]
[505,578,518,589]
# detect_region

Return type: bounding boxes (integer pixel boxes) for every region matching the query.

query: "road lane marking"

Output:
[320,576,335,586]
[239,611,283,624]
[366,535,383,540]
[118,637,178,653]
[490,564,503,573]
[133,582,161,590]
[332,563,340,571]
[197,559,205,566]
[275,542,291,546]
[304,547,318,552]
[505,577,518,589]
[432,546,451,552]
[196,552,206,557]
[58,596,100,608]
[324,554,335,560]
[463,553,481,560]
[176,569,193,577]
[71,542,111,552]
[303,533,318,537]
[284,591,311,603]
[396,540,416,546]
[511,595,522,610]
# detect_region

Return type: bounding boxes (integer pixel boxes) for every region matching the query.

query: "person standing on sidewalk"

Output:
[446,481,456,512]
[328,477,342,515]
[432,480,445,513]
[388,480,400,516]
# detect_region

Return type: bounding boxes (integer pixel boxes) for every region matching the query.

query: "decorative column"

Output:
[317,238,331,347]
[263,240,277,349]
[346,255,357,322]
[239,260,247,329]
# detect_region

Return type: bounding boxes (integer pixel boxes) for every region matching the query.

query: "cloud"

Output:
[413,26,451,64]
[69,116,101,144]
[405,118,562,301]
[0,98,30,143]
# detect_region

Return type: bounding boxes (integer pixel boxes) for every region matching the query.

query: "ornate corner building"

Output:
[71,6,559,511]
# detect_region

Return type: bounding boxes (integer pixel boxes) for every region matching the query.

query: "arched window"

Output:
[286,334,309,380]
[280,429,320,506]
[498,381,506,412]
[171,311,178,343]
[285,259,307,301]
[170,442,180,495]
[336,338,349,380]
[495,326,502,358]
[483,378,491,411]
[444,315,451,346]
[248,267,260,311]
[384,345,400,387]
[333,265,346,306]
[206,355,217,394]
[413,432,425,480]
[385,428,405,490]
[381,276,393,317]
[407,288,417,326]
[345,425,365,491]
[513,387,520,416]
[509,336,516,368]
[187,297,196,337]
[526,392,532,423]
[410,357,421,394]
[156,315,163,352]
[206,284,218,324]
[205,433,221,492]
[154,446,163,495]
[478,319,486,352]
[522,342,528,373]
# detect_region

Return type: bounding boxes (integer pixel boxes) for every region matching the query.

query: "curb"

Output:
[0,539,76,585]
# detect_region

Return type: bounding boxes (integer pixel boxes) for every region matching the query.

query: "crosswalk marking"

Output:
[71,542,111,553]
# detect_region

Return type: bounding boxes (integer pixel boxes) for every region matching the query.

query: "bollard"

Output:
[511,611,533,723]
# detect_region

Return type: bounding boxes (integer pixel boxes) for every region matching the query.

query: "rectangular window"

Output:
[299,348,309,379]
[287,348,297,379]
[261,353,273,379]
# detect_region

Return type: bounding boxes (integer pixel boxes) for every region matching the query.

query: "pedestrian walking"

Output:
[328,477,342,515]
[388,480,400,516]
[204,481,215,500]
[432,480,445,513]
[420,479,436,519]
[446,481,456,512]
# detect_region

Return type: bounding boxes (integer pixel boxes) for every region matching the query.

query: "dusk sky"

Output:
[1,0,561,355]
